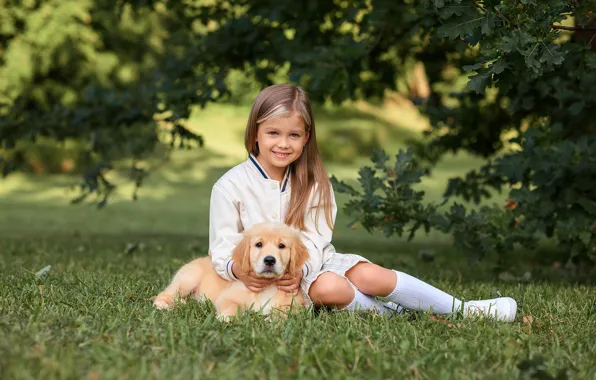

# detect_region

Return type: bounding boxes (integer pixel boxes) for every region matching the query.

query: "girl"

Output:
[209,84,517,322]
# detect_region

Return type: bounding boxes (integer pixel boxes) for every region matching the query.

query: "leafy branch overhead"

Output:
[330,1,596,265]
[0,0,595,264]
[0,0,211,205]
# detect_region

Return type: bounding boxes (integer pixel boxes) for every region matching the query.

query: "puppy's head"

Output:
[232,223,309,279]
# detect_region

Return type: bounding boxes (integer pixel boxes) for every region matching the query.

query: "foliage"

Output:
[0,0,206,204]
[328,0,596,265]
[331,148,541,261]
[1,0,595,262]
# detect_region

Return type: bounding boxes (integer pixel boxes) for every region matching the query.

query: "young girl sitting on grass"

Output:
[208,84,517,322]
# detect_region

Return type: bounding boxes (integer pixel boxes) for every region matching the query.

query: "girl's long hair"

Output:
[244,84,333,233]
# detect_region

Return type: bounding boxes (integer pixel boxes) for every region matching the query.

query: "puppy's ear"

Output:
[231,233,251,275]
[289,236,309,277]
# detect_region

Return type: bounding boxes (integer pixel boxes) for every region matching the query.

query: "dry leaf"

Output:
[522,315,534,324]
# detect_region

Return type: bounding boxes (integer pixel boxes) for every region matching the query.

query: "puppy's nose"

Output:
[263,256,276,266]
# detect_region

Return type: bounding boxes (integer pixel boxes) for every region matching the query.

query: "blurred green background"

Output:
[1,97,487,243]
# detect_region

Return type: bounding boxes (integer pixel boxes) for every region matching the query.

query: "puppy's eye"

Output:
[278,243,286,249]
[255,242,262,248]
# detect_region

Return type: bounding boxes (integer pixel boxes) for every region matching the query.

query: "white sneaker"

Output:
[463,297,517,322]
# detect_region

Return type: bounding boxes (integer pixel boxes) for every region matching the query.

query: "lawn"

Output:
[1,102,594,379]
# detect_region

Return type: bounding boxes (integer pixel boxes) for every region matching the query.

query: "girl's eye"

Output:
[278,243,286,249]
[268,131,278,136]
[255,242,262,248]
[290,134,300,138]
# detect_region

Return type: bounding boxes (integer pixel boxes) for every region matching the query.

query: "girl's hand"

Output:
[232,262,274,292]
[275,269,303,295]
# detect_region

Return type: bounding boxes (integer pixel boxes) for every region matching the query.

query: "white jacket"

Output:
[208,154,337,282]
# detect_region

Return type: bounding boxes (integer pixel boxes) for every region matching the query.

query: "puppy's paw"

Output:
[153,295,174,310]
[216,314,232,324]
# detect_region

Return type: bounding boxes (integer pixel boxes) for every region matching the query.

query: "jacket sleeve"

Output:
[209,183,243,281]
[300,183,337,275]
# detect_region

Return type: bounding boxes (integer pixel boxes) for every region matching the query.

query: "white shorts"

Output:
[300,252,370,307]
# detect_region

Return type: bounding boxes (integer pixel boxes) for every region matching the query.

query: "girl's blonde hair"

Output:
[244,84,334,233]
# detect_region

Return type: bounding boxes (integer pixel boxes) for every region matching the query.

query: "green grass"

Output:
[1,236,595,379]
[1,103,595,379]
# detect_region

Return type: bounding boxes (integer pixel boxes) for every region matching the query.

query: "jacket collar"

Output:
[248,154,290,192]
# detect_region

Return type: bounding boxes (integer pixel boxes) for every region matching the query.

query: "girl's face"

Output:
[255,112,309,179]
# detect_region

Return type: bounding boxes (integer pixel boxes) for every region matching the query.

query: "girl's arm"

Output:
[208,183,243,281]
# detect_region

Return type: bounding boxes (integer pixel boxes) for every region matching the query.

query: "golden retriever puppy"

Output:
[153,222,309,321]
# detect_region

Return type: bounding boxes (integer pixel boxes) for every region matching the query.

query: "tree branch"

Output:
[552,25,596,31]
[472,0,511,25]
[472,1,595,32]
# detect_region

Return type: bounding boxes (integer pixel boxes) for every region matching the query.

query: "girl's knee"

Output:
[345,262,372,284]
[345,262,397,296]
[308,272,354,307]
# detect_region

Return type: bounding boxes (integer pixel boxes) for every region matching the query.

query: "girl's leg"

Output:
[308,272,401,314]
[344,262,397,296]
[345,263,517,322]
[345,263,462,313]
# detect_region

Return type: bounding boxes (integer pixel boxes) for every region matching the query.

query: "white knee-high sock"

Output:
[343,289,403,314]
[385,271,463,314]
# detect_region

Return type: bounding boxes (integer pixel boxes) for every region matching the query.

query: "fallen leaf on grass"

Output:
[35,265,51,279]
[126,292,139,301]
[429,315,460,328]
[522,315,534,324]
[521,315,546,335]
